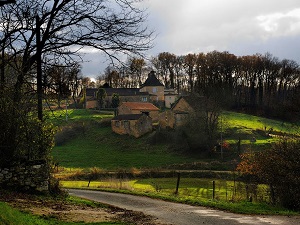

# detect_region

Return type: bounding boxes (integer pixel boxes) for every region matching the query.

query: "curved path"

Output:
[68,189,299,225]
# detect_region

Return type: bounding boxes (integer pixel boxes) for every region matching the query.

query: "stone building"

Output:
[83,71,177,109]
[139,71,165,107]
[118,102,160,122]
[111,114,152,138]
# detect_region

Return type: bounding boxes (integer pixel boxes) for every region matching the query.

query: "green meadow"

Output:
[49,109,300,215]
[51,109,195,169]
[60,178,296,215]
[51,109,300,169]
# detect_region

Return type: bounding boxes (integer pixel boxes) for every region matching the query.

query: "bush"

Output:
[237,139,300,210]
[55,122,86,146]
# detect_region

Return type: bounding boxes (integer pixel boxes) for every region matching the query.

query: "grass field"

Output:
[50,109,196,169]
[61,177,261,201]
[48,109,300,215]
[51,109,299,170]
[60,178,297,215]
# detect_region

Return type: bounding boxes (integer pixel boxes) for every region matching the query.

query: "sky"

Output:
[81,0,300,78]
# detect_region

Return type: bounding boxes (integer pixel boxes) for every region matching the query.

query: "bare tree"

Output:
[0,0,154,117]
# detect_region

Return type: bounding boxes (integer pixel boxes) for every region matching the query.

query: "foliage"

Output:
[0,92,55,167]
[111,93,120,108]
[178,97,221,153]
[101,51,300,122]
[43,63,81,108]
[237,139,300,210]
[60,178,298,215]
[55,122,86,146]
[96,88,107,109]
[51,109,300,169]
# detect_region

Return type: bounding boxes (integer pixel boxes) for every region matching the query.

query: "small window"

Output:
[124,121,130,129]
[141,97,147,102]
[115,121,120,127]
[153,87,157,93]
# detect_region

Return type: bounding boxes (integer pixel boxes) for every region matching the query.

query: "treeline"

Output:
[99,51,300,121]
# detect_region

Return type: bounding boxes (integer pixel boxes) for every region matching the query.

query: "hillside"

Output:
[50,109,299,170]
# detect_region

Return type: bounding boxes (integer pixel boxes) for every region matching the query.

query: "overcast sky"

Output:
[82,0,300,78]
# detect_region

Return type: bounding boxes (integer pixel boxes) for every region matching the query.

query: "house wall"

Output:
[149,111,159,122]
[158,110,175,129]
[172,98,194,113]
[131,116,152,138]
[111,116,152,138]
[174,113,190,127]
[86,100,97,109]
[111,120,130,136]
[165,95,177,108]
[140,86,164,102]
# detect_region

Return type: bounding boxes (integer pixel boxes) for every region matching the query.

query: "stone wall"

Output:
[0,160,49,192]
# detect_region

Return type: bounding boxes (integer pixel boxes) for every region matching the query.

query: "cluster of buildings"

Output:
[85,71,177,109]
[84,71,202,138]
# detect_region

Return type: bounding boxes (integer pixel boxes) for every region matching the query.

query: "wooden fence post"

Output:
[175,172,180,195]
[213,180,215,200]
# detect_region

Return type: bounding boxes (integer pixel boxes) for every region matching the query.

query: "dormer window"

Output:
[153,87,157,93]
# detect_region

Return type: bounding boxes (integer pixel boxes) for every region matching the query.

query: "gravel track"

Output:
[68,189,300,225]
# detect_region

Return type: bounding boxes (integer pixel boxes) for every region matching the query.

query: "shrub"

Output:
[54,122,86,145]
[237,139,300,210]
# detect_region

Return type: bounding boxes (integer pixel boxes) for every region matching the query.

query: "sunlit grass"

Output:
[61,178,298,215]
[45,109,114,125]
[222,111,300,134]
[61,178,269,202]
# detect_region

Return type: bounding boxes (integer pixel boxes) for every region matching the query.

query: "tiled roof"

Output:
[172,95,205,112]
[121,102,159,111]
[112,114,145,121]
[85,88,149,97]
[141,71,164,87]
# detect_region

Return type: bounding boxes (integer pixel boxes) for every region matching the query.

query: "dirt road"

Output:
[68,189,300,225]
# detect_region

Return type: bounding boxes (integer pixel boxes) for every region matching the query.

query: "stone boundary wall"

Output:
[0,161,49,192]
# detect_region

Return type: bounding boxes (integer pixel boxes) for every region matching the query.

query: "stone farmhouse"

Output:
[84,71,177,109]
[118,102,160,122]
[159,95,206,129]
[111,95,206,138]
[111,102,159,138]
[111,114,152,138]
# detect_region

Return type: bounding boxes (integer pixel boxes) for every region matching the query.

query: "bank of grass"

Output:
[50,109,300,215]
[220,111,300,153]
[51,109,300,169]
[52,121,195,169]
[45,109,114,126]
[0,201,125,225]
[60,179,298,216]
[222,111,299,134]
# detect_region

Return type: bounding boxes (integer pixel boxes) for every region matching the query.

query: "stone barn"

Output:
[111,114,152,138]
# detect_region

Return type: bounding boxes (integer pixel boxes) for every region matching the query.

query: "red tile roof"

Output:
[121,102,159,111]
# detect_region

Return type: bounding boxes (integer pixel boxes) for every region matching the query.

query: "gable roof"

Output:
[112,114,145,121]
[141,71,164,87]
[172,95,206,112]
[120,102,159,111]
[86,88,149,97]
